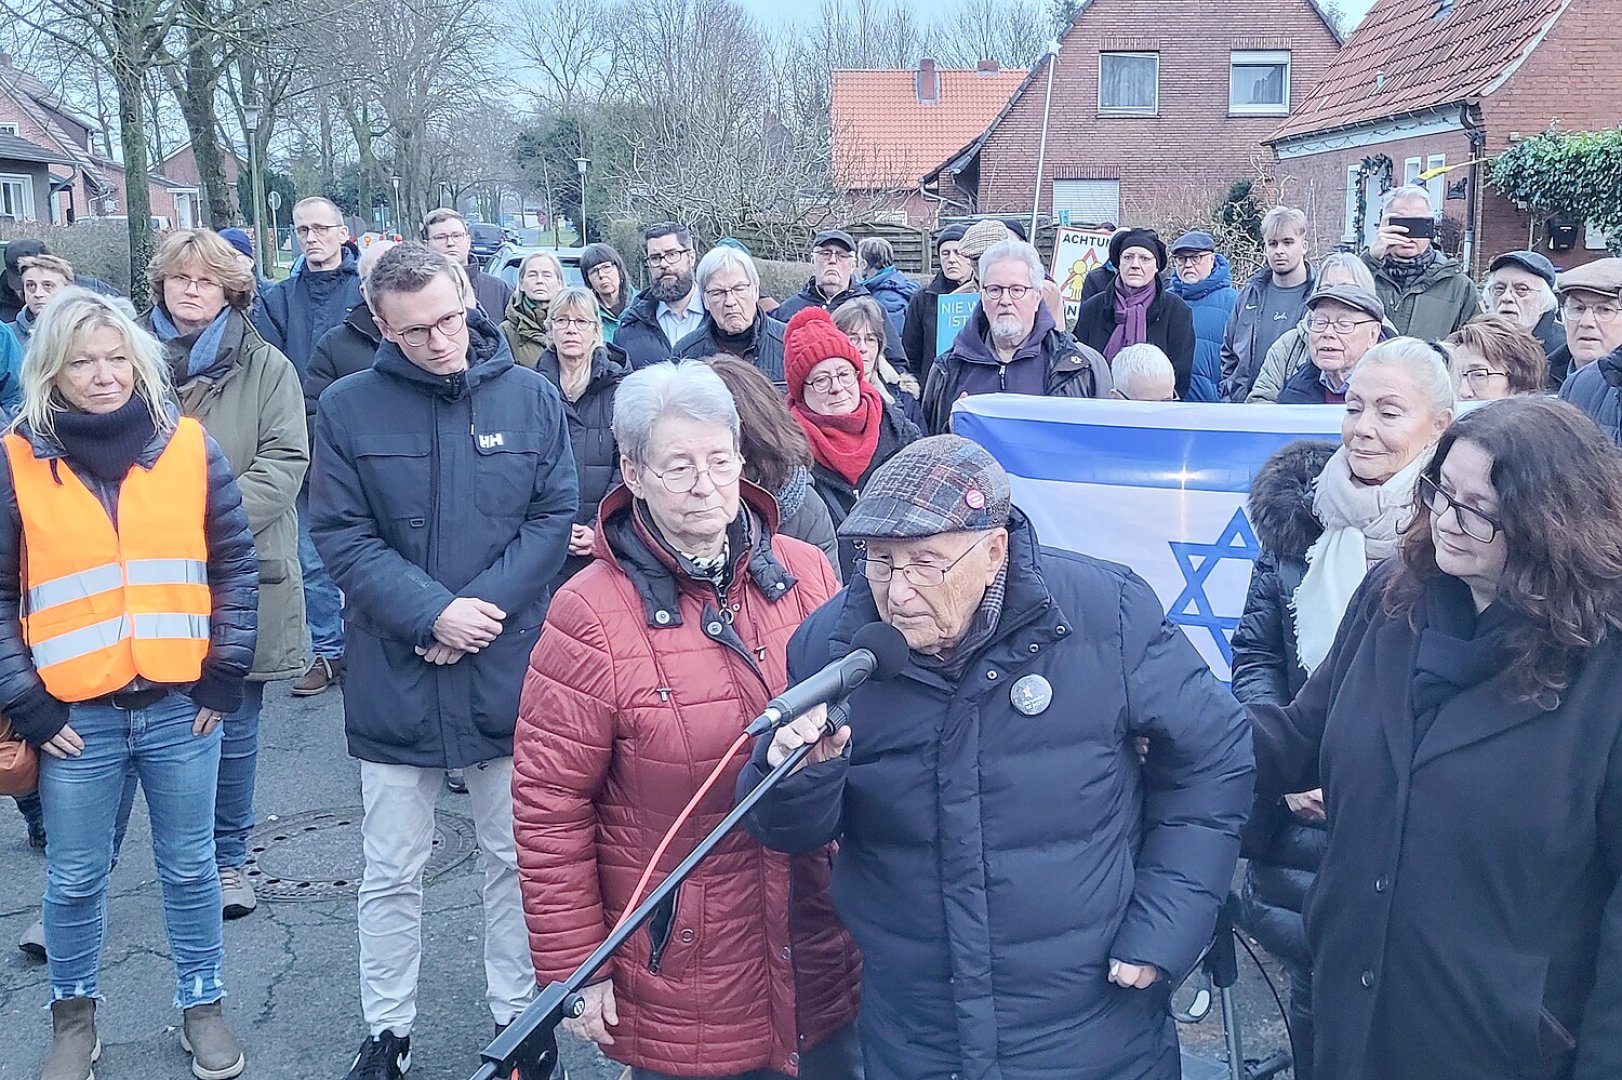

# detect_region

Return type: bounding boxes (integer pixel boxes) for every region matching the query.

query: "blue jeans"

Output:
[298,488,344,659]
[39,692,225,1008]
[111,682,263,869]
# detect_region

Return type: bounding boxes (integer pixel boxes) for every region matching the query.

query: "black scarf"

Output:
[713,321,757,358]
[1410,575,1511,746]
[51,397,157,483]
[1382,248,1440,291]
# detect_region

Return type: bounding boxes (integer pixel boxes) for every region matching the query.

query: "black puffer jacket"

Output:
[772,278,904,360]
[674,313,787,388]
[1558,346,1622,444]
[1073,279,1198,400]
[1229,439,1337,968]
[898,271,958,382]
[536,343,627,584]
[305,303,383,448]
[806,402,920,578]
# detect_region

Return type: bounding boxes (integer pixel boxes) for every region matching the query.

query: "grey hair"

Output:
[977,239,1044,290]
[695,245,759,296]
[366,241,461,308]
[858,236,895,273]
[1381,184,1434,215]
[1317,251,1378,294]
[1349,336,1457,415]
[612,360,740,466]
[1482,268,1558,317]
[1112,343,1175,390]
[1261,205,1308,240]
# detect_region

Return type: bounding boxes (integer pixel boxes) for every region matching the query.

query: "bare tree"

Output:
[933,0,1050,68]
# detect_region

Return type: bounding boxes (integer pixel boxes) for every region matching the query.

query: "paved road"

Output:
[0,683,1294,1079]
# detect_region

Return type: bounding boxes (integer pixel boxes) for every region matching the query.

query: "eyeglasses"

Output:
[168,274,223,294]
[426,229,469,244]
[550,316,596,330]
[1457,368,1508,390]
[856,533,992,588]
[294,223,342,238]
[1487,282,1536,300]
[1562,298,1622,324]
[981,284,1032,302]
[813,247,855,262]
[703,283,754,304]
[394,308,466,347]
[1307,315,1378,334]
[1172,252,1212,265]
[644,456,743,494]
[1418,474,1502,544]
[806,368,858,394]
[645,248,691,267]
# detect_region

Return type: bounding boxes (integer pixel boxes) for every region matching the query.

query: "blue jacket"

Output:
[256,248,365,381]
[1276,360,1341,405]
[1168,255,1237,402]
[613,291,680,370]
[0,408,259,745]
[1559,347,1622,443]
[740,512,1254,1080]
[862,266,920,344]
[309,311,578,768]
[0,323,22,417]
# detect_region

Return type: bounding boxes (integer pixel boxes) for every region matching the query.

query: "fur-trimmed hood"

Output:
[1248,440,1338,560]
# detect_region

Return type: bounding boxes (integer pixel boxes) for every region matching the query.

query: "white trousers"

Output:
[357,758,536,1035]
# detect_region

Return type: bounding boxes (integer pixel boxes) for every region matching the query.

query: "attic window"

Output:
[1435,0,1455,18]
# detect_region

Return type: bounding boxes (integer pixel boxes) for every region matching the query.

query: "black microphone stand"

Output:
[468,701,851,1080]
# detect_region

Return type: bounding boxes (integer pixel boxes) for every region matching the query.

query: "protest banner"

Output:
[1051,228,1113,326]
[935,292,979,356]
[953,394,1343,680]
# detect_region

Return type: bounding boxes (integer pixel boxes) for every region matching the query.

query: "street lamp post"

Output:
[1030,39,1061,241]
[244,102,267,273]
[574,156,590,246]
[391,175,401,236]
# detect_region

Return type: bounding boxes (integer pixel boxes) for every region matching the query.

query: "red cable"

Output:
[610,728,754,936]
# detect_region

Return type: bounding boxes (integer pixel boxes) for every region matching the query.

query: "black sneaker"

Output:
[344,1031,410,1080]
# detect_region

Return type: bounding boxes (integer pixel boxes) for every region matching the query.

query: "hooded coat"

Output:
[145,308,309,682]
[740,511,1254,1080]
[512,484,860,1077]
[921,304,1112,435]
[1362,251,1480,342]
[257,246,365,380]
[1230,440,1338,969]
[1168,255,1238,402]
[861,266,920,343]
[465,258,513,319]
[309,310,578,768]
[1074,278,1198,400]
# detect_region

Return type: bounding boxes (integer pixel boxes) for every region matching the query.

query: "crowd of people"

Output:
[0,178,1620,1080]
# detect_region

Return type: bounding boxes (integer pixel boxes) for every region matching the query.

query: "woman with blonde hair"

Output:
[141,228,307,922]
[1,289,258,1080]
[540,286,628,583]
[502,251,567,368]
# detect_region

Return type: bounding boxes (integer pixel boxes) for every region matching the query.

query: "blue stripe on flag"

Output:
[953,397,1343,493]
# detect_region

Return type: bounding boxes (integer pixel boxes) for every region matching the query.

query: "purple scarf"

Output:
[1105,278,1156,361]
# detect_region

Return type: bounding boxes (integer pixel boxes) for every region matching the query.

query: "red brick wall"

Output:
[975,0,1342,218]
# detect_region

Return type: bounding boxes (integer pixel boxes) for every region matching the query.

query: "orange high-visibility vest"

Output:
[4,417,212,701]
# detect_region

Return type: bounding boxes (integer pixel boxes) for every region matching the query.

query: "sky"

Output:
[739,0,1381,33]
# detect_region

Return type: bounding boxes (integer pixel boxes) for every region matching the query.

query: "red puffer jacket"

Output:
[513,483,860,1077]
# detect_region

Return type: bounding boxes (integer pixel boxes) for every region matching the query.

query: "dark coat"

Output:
[740,512,1254,1080]
[614,292,680,370]
[674,313,787,387]
[1251,562,1622,1080]
[1229,440,1337,969]
[1167,255,1238,402]
[1079,264,1115,303]
[305,303,383,447]
[806,402,920,578]
[1362,251,1481,341]
[0,409,259,745]
[1220,267,1317,402]
[257,248,365,381]
[921,306,1112,435]
[535,343,626,584]
[309,311,579,768]
[1276,360,1342,405]
[774,468,840,580]
[1074,279,1198,400]
[1558,347,1622,444]
[1535,308,1568,361]
[465,259,512,319]
[899,271,962,382]
[772,277,905,360]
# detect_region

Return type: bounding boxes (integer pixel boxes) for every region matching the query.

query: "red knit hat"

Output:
[784,306,863,404]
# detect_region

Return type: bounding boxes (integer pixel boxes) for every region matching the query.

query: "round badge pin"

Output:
[1010,673,1053,716]
[964,488,986,510]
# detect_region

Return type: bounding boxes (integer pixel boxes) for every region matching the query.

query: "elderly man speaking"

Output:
[739,435,1254,1080]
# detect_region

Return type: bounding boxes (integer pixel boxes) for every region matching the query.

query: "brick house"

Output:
[1269,0,1620,275]
[920,0,1342,226]
[832,60,1027,227]
[158,141,244,221]
[0,131,72,221]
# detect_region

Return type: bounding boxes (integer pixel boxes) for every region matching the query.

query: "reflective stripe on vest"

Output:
[4,419,213,701]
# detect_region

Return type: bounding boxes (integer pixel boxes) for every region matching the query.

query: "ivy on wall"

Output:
[1351,154,1394,248]
[1491,125,1622,255]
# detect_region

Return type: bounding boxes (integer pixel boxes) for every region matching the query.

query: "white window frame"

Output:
[0,173,35,221]
[1229,50,1291,116]
[1098,52,1159,116]
[1426,154,1447,211]
[1052,178,1121,225]
[0,122,19,136]
[1403,157,1423,186]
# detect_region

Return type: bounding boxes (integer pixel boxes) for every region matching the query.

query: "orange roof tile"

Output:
[1271,0,1566,141]
[833,67,1027,189]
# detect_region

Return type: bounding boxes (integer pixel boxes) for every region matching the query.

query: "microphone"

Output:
[744,622,909,737]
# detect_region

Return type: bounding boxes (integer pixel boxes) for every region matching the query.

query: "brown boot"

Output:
[292,655,343,696]
[41,997,99,1080]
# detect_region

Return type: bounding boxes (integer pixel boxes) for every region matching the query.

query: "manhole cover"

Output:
[246,806,479,902]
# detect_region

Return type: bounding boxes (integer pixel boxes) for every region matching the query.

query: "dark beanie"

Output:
[936,223,968,248]
[1108,228,1167,272]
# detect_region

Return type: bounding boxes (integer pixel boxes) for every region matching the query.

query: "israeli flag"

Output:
[953,395,1343,680]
